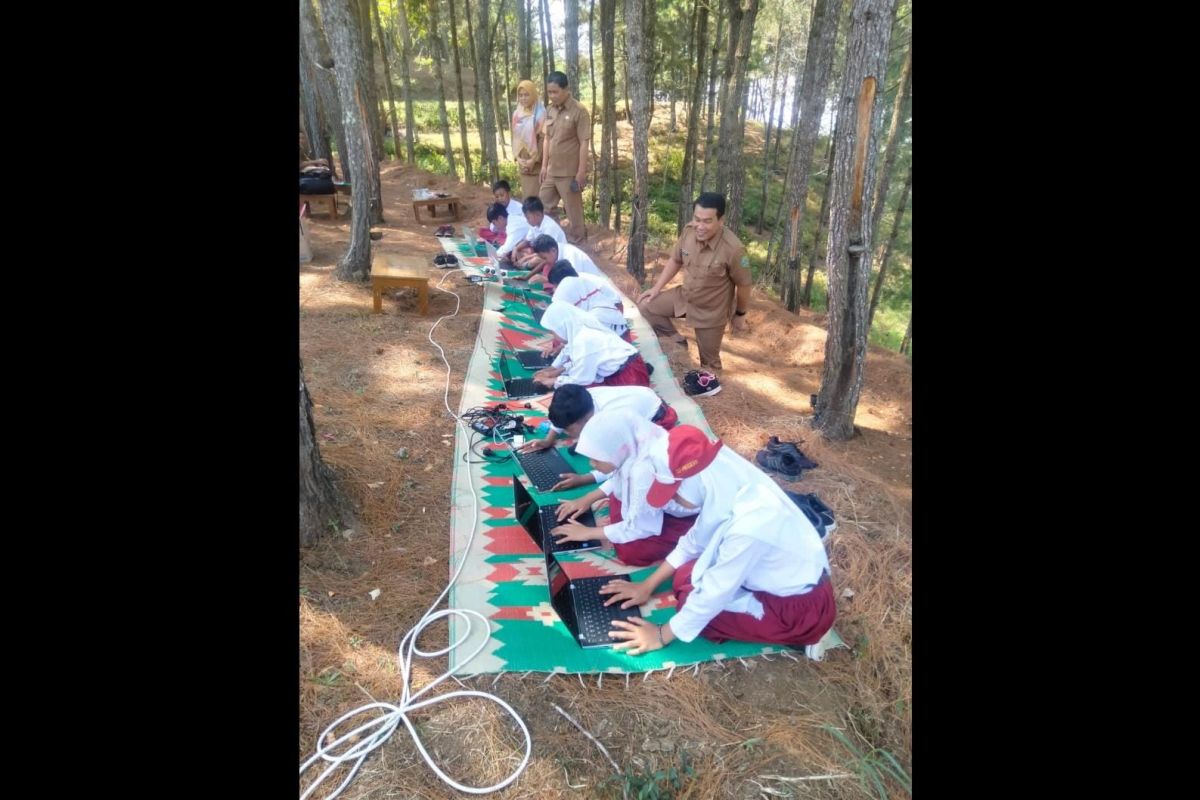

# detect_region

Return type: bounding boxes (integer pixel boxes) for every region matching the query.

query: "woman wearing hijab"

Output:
[550,410,699,566]
[532,303,650,389]
[511,80,546,202]
[599,425,836,653]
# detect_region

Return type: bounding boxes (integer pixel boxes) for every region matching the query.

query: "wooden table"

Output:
[371,253,429,315]
[300,193,338,218]
[411,194,462,223]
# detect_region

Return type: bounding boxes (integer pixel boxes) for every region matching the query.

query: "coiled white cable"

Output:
[300,270,532,798]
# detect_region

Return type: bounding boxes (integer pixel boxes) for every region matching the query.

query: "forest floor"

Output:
[299,158,911,800]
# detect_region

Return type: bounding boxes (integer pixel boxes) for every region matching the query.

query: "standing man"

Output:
[540,71,590,245]
[635,193,752,373]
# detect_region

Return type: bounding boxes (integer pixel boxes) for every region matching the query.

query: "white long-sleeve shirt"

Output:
[497,213,567,257]
[664,450,829,643]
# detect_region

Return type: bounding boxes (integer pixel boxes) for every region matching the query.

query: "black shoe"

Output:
[646,362,655,377]
[765,436,818,470]
[683,370,721,397]
[784,491,836,540]
[755,448,807,478]
[433,253,459,268]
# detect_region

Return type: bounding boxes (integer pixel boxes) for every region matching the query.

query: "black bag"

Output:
[299,167,334,194]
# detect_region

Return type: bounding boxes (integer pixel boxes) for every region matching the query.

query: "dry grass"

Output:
[300,162,912,799]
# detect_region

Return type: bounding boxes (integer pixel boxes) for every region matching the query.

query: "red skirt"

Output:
[651,402,679,430]
[588,354,651,388]
[606,495,697,566]
[672,561,836,647]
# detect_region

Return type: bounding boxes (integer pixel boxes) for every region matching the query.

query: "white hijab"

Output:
[576,409,675,528]
[541,302,637,386]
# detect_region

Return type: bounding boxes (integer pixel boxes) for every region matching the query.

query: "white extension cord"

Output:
[299,271,532,798]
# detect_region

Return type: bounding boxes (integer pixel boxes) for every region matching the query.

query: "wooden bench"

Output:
[411,194,462,223]
[371,253,429,315]
[300,193,338,219]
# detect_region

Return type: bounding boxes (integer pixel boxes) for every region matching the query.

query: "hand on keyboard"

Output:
[549,472,594,492]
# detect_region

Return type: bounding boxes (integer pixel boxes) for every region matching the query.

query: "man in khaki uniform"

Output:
[539,71,590,244]
[636,193,752,372]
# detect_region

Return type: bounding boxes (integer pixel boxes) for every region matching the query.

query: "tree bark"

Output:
[715,0,760,233]
[430,0,459,177]
[447,0,474,182]
[898,311,911,355]
[491,0,510,162]
[301,0,351,182]
[565,0,580,91]
[589,0,599,215]
[868,39,911,249]
[813,0,898,441]
[867,163,910,328]
[299,39,332,167]
[356,0,385,166]
[542,0,556,73]
[700,1,723,193]
[516,0,531,79]
[319,0,378,280]
[781,0,844,312]
[300,357,343,548]
[598,0,616,229]
[465,0,487,180]
[802,134,834,306]
[371,1,402,163]
[677,0,709,234]
[471,0,501,183]
[756,10,786,234]
[624,0,651,283]
[393,0,418,163]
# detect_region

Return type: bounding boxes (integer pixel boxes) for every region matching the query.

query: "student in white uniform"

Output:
[546,260,628,338]
[496,196,567,262]
[532,303,650,390]
[600,425,836,652]
[550,410,699,566]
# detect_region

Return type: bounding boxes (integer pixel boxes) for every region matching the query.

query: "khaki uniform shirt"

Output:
[544,95,590,177]
[669,223,751,329]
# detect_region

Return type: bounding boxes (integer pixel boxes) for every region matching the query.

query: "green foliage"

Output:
[823,723,912,800]
[599,752,695,800]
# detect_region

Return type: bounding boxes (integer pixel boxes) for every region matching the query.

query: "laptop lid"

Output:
[545,550,580,640]
[513,476,544,549]
[497,355,514,384]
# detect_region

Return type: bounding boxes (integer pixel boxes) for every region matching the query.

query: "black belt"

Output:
[651,402,668,423]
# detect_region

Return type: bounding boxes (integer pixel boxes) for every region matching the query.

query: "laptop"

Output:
[513,347,554,369]
[513,476,601,552]
[497,355,547,400]
[545,549,642,649]
[510,439,578,492]
[463,226,478,247]
[526,298,546,325]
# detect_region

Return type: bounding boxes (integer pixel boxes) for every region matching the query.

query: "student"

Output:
[550,411,698,566]
[517,384,679,490]
[526,235,605,291]
[480,202,510,246]
[600,425,836,653]
[546,260,628,338]
[532,303,650,389]
[497,197,567,264]
[491,179,525,221]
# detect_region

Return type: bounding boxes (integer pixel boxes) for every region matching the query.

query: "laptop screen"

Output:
[497,355,513,383]
[546,553,569,600]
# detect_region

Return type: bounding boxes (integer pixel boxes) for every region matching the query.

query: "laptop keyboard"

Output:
[514,447,574,490]
[516,350,553,368]
[571,576,642,646]
[539,507,600,552]
[505,378,544,398]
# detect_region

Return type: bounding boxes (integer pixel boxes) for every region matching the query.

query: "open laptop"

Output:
[512,347,554,369]
[546,549,642,649]
[510,438,578,492]
[526,297,546,325]
[497,355,548,400]
[513,476,601,552]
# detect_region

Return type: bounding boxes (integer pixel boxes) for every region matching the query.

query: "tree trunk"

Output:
[867,163,910,328]
[868,39,911,250]
[712,0,741,193]
[802,134,834,306]
[516,0,531,79]
[299,41,332,167]
[465,0,486,180]
[598,0,616,229]
[589,0,599,215]
[537,0,548,76]
[448,0,474,182]
[301,0,351,182]
[624,0,651,283]
[715,0,760,232]
[319,0,378,280]
[677,0,709,234]
[300,357,343,548]
[393,0,418,163]
[898,311,911,355]
[756,10,786,234]
[565,0,580,90]
[356,0,385,166]
[542,0,556,73]
[430,0,459,177]
[781,0,844,312]
[700,1,723,193]
[371,1,402,163]
[488,1,509,165]
[472,0,501,183]
[813,0,898,441]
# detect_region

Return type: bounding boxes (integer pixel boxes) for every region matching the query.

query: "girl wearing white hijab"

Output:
[600,425,835,653]
[533,303,650,389]
[551,410,699,566]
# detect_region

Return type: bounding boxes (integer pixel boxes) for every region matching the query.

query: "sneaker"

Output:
[683,370,722,397]
[433,253,459,268]
[755,448,806,478]
[784,491,837,540]
[765,436,819,470]
[646,362,655,377]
